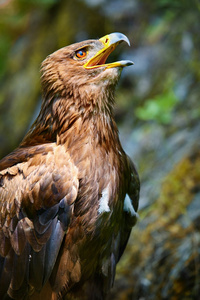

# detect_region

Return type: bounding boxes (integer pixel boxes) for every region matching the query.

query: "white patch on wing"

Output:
[98,185,111,214]
[123,194,138,217]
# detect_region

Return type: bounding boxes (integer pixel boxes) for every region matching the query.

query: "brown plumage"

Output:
[0,33,140,300]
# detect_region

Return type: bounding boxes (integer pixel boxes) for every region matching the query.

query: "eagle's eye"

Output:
[75,49,87,59]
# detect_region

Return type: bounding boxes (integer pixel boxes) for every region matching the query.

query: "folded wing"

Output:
[0,144,79,299]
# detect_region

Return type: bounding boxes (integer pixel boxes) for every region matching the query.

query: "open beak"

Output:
[83,32,134,69]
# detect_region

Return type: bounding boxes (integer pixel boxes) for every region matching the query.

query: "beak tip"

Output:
[111,32,131,46]
[119,60,134,67]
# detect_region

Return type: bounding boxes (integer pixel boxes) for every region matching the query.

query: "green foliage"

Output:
[135,89,178,124]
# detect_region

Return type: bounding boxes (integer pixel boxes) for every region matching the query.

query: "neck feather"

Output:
[20,89,120,152]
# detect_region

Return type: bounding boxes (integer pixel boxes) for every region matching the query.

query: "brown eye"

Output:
[75,49,87,59]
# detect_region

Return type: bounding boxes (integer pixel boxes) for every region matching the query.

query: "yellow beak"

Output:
[83,32,133,69]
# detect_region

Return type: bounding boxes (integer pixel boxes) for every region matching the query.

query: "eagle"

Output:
[0,32,140,300]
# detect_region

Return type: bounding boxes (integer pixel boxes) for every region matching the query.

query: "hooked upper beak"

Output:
[83,32,134,69]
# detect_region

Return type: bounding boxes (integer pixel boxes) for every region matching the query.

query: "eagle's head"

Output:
[24,33,133,145]
[41,32,133,102]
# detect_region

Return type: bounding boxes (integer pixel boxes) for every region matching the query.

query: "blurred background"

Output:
[0,0,200,299]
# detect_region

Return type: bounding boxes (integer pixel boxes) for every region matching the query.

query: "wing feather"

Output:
[43,219,66,285]
[118,156,140,261]
[0,144,79,299]
[29,244,46,290]
[10,220,26,255]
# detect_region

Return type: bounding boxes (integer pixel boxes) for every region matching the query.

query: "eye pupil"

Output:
[76,49,87,59]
